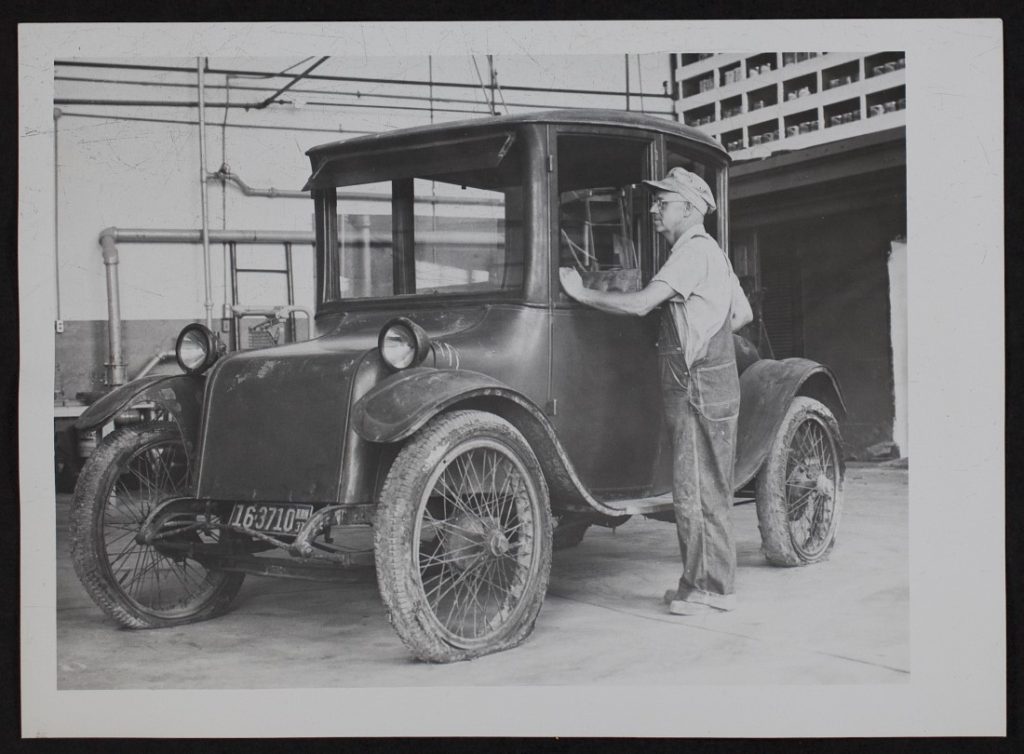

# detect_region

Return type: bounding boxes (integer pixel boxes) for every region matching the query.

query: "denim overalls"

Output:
[657,301,740,606]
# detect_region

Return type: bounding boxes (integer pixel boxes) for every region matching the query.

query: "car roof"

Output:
[306,108,727,161]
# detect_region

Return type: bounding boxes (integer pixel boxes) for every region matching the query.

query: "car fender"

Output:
[351,367,630,518]
[74,374,205,452]
[734,358,847,488]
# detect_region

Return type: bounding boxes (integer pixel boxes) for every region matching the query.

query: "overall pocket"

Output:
[658,351,689,394]
[689,361,740,421]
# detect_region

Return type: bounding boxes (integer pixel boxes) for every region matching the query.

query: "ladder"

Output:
[225,241,307,351]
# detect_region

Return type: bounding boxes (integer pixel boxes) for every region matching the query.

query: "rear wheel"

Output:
[374,410,552,662]
[755,397,844,566]
[70,422,244,628]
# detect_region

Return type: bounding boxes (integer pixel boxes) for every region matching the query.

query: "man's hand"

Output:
[559,267,585,301]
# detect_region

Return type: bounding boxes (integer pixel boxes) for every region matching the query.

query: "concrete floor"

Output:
[56,465,908,688]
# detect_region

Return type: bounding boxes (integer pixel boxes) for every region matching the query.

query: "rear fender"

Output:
[735,358,846,488]
[351,368,627,517]
[73,374,205,454]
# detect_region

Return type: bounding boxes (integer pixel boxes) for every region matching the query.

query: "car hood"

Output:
[194,306,488,503]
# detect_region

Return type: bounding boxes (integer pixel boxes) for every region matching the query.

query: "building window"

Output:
[865,51,906,78]
[747,83,778,112]
[748,118,780,146]
[783,73,817,102]
[682,71,715,97]
[721,128,744,152]
[683,103,715,127]
[822,60,860,91]
[867,86,906,117]
[784,108,820,137]
[720,95,743,120]
[745,52,777,79]
[824,97,861,128]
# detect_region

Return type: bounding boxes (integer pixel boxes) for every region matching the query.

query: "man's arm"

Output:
[559,267,677,317]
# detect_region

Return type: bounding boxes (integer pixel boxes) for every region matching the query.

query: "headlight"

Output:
[175,323,222,375]
[378,317,431,371]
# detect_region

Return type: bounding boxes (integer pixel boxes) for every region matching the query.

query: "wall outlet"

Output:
[55,320,65,334]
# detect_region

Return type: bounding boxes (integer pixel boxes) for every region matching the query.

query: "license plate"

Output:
[228,503,313,535]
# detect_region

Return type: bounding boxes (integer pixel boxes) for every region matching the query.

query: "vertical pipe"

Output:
[624,55,631,111]
[228,241,239,350]
[669,54,681,122]
[99,233,127,386]
[53,107,62,323]
[285,242,296,341]
[197,57,214,329]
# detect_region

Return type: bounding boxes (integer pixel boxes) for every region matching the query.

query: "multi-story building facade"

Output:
[673,52,905,160]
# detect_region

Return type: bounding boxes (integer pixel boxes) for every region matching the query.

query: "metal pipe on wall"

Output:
[209,166,503,206]
[197,58,214,330]
[98,233,127,386]
[96,226,324,386]
[54,107,62,324]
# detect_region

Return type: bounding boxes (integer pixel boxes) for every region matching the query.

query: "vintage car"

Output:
[71,109,845,662]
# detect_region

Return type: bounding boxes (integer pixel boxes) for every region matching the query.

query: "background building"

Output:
[670,52,908,455]
[673,52,905,159]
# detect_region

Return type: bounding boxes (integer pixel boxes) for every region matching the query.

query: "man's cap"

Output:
[643,167,716,214]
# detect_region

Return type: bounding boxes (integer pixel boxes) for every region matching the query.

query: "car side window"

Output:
[557,134,652,294]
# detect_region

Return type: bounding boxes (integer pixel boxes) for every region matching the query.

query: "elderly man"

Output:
[559,167,751,616]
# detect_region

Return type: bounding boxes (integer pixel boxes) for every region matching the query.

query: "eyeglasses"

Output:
[650,198,688,212]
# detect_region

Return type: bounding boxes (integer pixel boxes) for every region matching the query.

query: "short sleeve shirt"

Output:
[652,224,732,368]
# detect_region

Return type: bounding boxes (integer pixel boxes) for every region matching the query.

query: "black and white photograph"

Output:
[18,21,1004,738]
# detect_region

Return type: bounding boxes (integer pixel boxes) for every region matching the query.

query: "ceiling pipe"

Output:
[55,74,668,113]
[58,110,369,135]
[54,59,674,99]
[208,165,502,206]
[251,56,330,109]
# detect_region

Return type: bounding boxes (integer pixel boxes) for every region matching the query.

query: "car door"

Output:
[549,130,664,498]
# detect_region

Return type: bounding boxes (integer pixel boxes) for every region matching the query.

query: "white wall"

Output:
[54,54,673,324]
[889,238,908,457]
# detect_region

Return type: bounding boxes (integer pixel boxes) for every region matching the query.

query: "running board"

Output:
[600,493,674,515]
[599,493,756,515]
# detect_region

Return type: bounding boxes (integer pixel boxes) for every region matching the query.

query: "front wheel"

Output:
[755,397,844,566]
[70,422,245,628]
[374,410,553,662]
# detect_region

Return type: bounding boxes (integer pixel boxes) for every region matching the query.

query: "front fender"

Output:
[352,367,531,443]
[73,374,205,449]
[351,367,632,519]
[734,358,846,488]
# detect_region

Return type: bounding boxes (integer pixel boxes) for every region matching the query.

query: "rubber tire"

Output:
[70,422,245,628]
[374,410,553,663]
[755,397,844,567]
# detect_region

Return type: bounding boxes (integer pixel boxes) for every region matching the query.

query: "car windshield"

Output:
[316,133,525,303]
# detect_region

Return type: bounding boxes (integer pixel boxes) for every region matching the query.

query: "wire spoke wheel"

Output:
[783,416,839,560]
[375,410,552,662]
[71,422,244,628]
[415,441,537,646]
[756,397,844,566]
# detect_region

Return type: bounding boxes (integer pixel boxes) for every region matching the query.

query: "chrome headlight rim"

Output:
[175,323,221,375]
[378,317,431,372]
